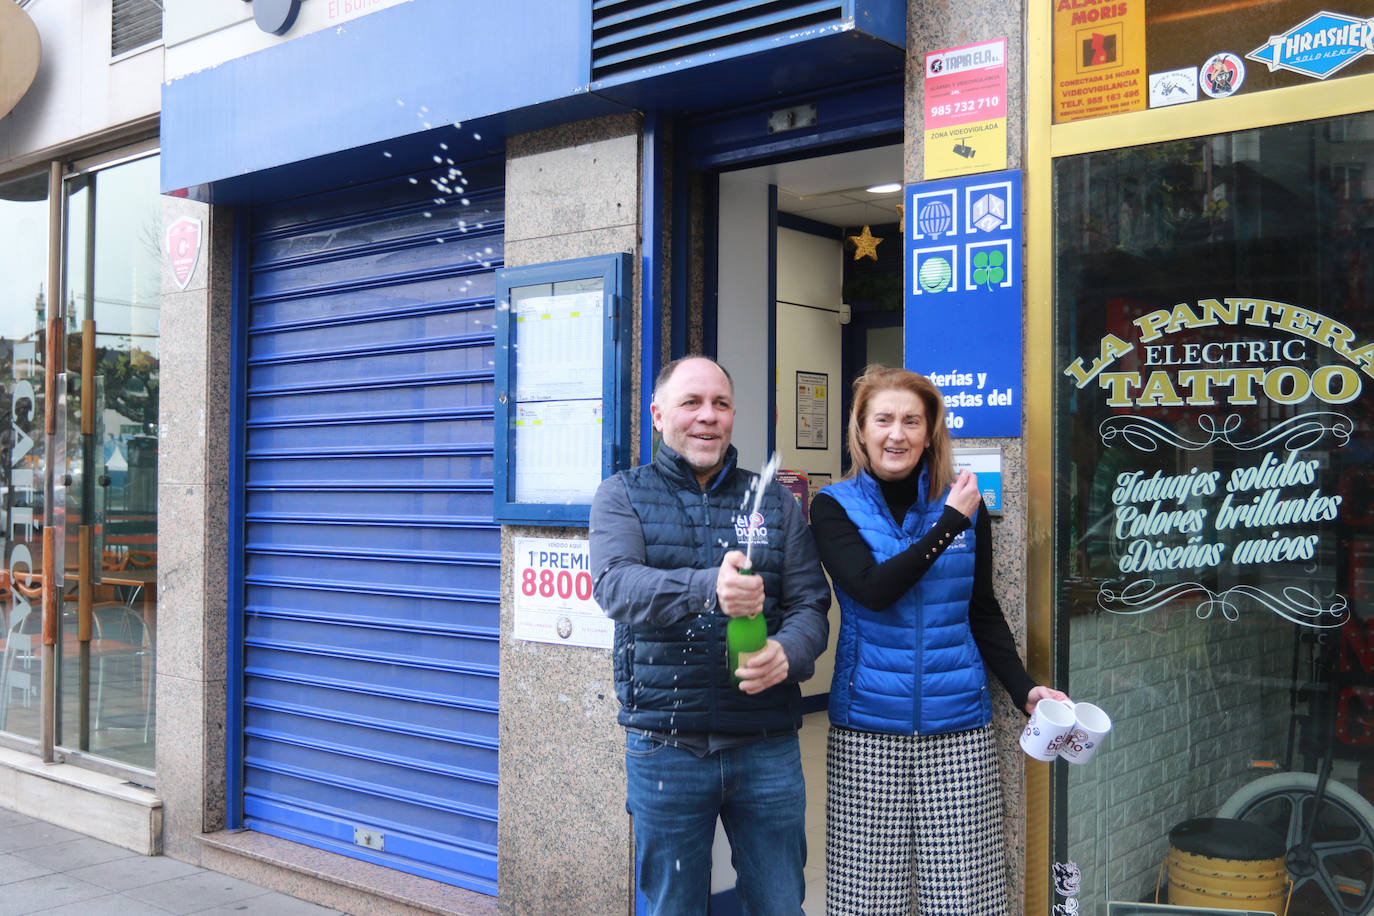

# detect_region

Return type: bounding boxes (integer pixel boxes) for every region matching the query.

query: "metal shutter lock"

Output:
[354,827,386,851]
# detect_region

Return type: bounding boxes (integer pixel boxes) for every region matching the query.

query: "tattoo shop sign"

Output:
[1063,295,1365,628]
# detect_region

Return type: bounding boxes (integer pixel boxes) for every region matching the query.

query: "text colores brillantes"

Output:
[1109,452,1344,574]
[1063,297,1374,407]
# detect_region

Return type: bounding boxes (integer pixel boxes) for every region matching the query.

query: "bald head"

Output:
[652,356,734,406]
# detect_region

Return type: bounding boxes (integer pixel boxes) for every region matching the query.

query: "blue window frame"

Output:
[494,253,633,525]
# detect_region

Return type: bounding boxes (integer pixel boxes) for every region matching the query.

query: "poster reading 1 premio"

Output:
[512,537,613,649]
[905,169,1023,438]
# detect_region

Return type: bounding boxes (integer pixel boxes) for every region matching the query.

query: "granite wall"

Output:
[906,1,1034,907]
[496,112,643,916]
[156,196,233,859]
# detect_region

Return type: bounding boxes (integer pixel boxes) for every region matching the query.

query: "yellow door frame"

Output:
[1023,1,1374,909]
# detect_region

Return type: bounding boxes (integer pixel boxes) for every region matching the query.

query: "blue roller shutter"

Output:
[238,160,504,894]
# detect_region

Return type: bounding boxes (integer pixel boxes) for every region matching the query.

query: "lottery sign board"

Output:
[905,170,1023,438]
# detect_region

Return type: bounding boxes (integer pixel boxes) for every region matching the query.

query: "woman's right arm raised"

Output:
[810,492,971,611]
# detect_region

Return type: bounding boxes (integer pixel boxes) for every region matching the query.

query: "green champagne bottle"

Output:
[727,567,767,686]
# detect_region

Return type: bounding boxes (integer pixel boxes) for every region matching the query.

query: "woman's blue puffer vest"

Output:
[612,446,801,735]
[824,467,991,736]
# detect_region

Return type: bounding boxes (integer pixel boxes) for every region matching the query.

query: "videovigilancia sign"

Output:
[922,38,1007,179]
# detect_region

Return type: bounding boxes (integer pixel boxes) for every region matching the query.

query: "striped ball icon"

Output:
[917,256,952,293]
[917,199,953,237]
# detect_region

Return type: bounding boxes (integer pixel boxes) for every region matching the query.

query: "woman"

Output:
[811,366,1066,916]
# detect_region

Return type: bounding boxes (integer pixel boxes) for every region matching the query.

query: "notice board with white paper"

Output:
[494,253,632,525]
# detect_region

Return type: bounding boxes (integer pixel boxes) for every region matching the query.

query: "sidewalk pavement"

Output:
[0,805,351,916]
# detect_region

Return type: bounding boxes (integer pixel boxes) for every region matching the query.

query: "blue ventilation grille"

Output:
[591,0,847,82]
[239,161,505,895]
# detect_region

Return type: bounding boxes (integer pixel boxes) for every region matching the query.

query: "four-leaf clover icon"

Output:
[973,249,1005,290]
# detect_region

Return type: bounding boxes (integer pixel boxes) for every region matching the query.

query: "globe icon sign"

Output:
[917,199,953,237]
[917,256,952,293]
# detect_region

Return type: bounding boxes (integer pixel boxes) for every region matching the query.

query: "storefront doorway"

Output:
[702,140,904,911]
[231,159,505,895]
[0,147,161,776]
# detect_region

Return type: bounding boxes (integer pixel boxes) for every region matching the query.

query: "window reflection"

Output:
[0,154,160,771]
[0,171,48,744]
[59,153,160,770]
[1054,113,1374,914]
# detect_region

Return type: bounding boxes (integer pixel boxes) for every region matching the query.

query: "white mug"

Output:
[1020,698,1076,761]
[1058,701,1112,764]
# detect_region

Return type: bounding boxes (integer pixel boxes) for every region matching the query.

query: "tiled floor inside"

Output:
[800,709,827,916]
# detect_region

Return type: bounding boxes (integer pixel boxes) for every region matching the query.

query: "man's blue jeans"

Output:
[625,731,807,916]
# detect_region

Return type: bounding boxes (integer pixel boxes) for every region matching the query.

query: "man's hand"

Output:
[716,550,764,618]
[735,639,789,694]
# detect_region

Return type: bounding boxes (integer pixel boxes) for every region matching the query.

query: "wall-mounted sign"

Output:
[795,371,828,449]
[953,447,1003,515]
[1053,0,1148,122]
[0,1,41,121]
[241,0,303,35]
[777,469,811,522]
[905,170,1022,438]
[512,537,612,649]
[923,39,1007,179]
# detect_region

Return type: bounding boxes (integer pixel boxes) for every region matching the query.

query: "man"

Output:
[590,355,831,916]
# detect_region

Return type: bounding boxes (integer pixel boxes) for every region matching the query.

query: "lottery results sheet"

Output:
[511,290,604,503]
[512,536,613,649]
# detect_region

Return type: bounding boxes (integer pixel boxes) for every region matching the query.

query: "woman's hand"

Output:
[945,469,981,519]
[1024,684,1070,716]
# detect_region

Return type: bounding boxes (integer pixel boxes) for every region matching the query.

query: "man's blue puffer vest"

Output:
[612,445,801,735]
[824,467,991,735]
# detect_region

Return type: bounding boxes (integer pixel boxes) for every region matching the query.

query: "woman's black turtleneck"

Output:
[810,468,1036,712]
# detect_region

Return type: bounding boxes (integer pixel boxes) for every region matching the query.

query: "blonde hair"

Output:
[844,365,954,496]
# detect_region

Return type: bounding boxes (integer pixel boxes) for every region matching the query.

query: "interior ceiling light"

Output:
[865,183,902,194]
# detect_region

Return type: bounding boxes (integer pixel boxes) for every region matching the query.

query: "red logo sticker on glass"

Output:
[166,216,202,291]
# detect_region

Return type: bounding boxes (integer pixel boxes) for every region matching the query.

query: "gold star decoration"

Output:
[848,225,883,261]
[896,203,905,234]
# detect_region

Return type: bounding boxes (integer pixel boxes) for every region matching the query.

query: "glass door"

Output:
[1053,111,1374,915]
[56,152,160,771]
